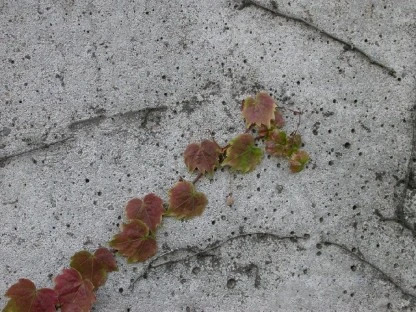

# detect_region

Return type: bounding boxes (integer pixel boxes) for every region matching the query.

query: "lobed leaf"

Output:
[258,111,286,138]
[54,268,95,312]
[4,279,58,312]
[273,111,285,129]
[265,130,301,157]
[242,92,276,128]
[109,220,157,263]
[183,140,221,175]
[70,247,118,289]
[167,180,208,219]
[289,150,310,173]
[125,194,164,232]
[222,134,263,173]
[265,130,287,156]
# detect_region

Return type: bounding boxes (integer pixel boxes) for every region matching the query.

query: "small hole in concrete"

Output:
[227,278,236,289]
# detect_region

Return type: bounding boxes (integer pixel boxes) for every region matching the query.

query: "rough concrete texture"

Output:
[1,0,415,311]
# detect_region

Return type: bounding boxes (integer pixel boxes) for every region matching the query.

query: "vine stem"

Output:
[220,144,230,152]
[245,124,255,133]
[280,107,302,133]
[192,172,203,184]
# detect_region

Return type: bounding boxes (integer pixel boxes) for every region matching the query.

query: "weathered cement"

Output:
[1,0,415,311]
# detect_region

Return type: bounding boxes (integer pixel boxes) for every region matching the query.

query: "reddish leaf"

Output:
[273,111,285,128]
[54,268,95,312]
[183,140,221,174]
[167,180,208,219]
[258,111,286,138]
[222,134,263,173]
[289,150,310,173]
[242,92,276,128]
[4,279,58,312]
[109,220,157,263]
[70,247,118,289]
[125,194,164,232]
[265,130,301,157]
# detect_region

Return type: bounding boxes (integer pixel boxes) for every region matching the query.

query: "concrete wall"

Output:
[1,0,415,311]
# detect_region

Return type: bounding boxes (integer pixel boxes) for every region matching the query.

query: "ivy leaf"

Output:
[265,130,288,156]
[289,150,310,173]
[125,194,164,232]
[54,268,95,312]
[265,130,301,157]
[273,111,285,129]
[4,279,58,312]
[109,220,157,263]
[70,247,118,289]
[242,92,276,128]
[222,134,263,173]
[258,110,286,138]
[167,180,208,219]
[183,140,221,174]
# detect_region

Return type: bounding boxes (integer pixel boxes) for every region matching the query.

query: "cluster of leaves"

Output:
[108,183,209,265]
[3,91,309,311]
[182,92,309,175]
[242,92,309,173]
[108,91,309,263]
[3,248,117,311]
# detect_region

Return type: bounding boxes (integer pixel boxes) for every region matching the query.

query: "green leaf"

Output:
[125,194,164,232]
[167,180,208,219]
[70,248,118,289]
[289,150,310,173]
[109,220,157,263]
[222,134,263,172]
[4,279,58,312]
[265,130,301,157]
[183,139,221,174]
[242,92,276,128]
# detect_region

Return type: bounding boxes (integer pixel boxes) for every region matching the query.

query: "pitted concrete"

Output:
[1,0,415,311]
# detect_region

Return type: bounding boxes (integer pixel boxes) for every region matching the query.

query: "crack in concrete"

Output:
[374,209,416,237]
[0,136,74,167]
[128,232,309,291]
[68,115,107,131]
[322,241,416,303]
[127,233,415,301]
[2,199,18,205]
[137,106,168,128]
[68,106,168,131]
[237,0,397,78]
[0,106,168,166]
[375,105,416,236]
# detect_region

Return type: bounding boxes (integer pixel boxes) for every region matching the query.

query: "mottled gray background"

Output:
[1,0,415,311]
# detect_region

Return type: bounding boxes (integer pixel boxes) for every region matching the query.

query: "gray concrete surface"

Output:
[1,0,415,311]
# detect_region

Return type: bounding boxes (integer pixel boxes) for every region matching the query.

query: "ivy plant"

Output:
[2,91,309,311]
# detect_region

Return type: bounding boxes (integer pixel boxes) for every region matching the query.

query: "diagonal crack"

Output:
[0,136,74,168]
[0,106,168,166]
[322,241,416,303]
[68,106,168,131]
[237,0,397,77]
[128,231,309,290]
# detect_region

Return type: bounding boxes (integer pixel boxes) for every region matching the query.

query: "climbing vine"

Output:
[2,92,309,311]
